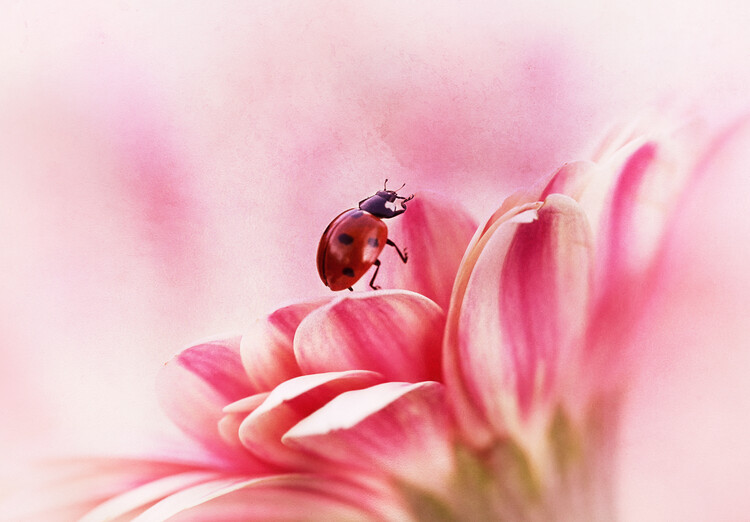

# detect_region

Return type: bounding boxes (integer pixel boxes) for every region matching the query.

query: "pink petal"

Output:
[455,194,593,438]
[156,337,263,466]
[442,201,543,448]
[541,161,597,201]
[579,119,698,259]
[238,371,385,468]
[477,189,548,239]
[78,471,224,522]
[240,299,331,392]
[160,474,393,521]
[501,195,594,412]
[1,458,201,522]
[294,291,445,383]
[599,142,659,280]
[217,392,270,449]
[376,191,477,311]
[284,382,453,493]
[131,476,260,521]
[586,136,694,385]
[576,133,659,245]
[223,393,271,414]
[590,114,653,163]
[618,116,750,521]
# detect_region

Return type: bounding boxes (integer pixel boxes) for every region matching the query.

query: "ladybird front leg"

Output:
[369,259,382,290]
[386,239,408,263]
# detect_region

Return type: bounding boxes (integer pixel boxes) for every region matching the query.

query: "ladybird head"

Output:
[358,180,414,219]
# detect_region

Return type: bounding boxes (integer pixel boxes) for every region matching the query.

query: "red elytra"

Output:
[317,183,413,291]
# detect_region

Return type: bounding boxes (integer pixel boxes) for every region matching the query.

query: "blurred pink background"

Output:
[2,2,749,519]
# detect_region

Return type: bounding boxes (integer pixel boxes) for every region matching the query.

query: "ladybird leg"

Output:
[369,259,382,290]
[386,239,408,263]
[348,287,354,292]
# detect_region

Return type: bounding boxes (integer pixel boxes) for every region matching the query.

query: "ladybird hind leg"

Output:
[369,259,382,290]
[386,239,408,263]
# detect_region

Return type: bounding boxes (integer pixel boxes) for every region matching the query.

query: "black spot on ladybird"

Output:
[342,267,355,277]
[367,237,379,248]
[350,211,364,218]
[338,233,354,245]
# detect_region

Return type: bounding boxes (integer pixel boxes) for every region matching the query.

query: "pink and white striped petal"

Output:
[597,142,678,285]
[156,336,262,466]
[294,291,445,383]
[238,371,385,469]
[284,381,453,493]
[455,194,594,441]
[240,298,331,392]
[586,132,695,387]
[78,471,224,522]
[579,117,698,262]
[2,458,202,522]
[442,201,543,448]
[129,476,275,521]
[159,474,394,522]
[618,116,750,521]
[376,191,477,311]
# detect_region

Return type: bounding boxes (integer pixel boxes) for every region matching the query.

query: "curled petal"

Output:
[284,382,453,493]
[238,371,385,468]
[240,299,331,392]
[223,393,270,414]
[377,191,477,310]
[157,337,257,461]
[294,291,445,382]
[491,172,556,224]
[218,393,270,449]
[454,195,593,439]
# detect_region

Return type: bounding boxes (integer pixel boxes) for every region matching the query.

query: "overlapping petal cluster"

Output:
[14,115,737,521]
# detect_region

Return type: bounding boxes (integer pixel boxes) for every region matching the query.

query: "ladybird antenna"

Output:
[384,179,407,193]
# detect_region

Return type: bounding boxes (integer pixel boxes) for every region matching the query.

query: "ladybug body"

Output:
[317,182,413,291]
[317,209,388,291]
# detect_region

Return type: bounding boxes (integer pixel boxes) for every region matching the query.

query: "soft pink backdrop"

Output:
[2,2,749,519]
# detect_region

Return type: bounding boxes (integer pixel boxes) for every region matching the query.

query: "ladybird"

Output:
[317,180,414,291]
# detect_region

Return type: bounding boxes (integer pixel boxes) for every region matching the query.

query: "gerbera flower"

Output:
[4,114,745,521]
